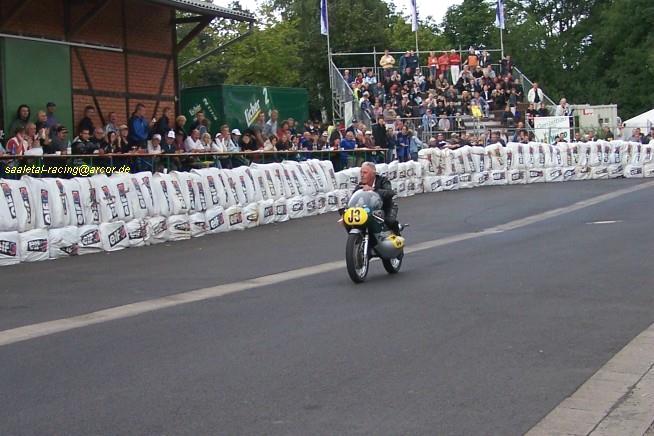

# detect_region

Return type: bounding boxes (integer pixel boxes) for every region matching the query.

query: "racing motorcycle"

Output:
[339,190,405,283]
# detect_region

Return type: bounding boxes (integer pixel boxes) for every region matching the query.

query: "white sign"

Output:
[534,116,571,144]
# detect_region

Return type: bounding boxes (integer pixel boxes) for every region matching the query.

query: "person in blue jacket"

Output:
[340,130,357,169]
[128,103,152,150]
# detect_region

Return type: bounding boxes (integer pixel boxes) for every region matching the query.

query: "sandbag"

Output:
[78,225,103,254]
[74,177,101,225]
[326,191,340,212]
[486,143,506,170]
[305,160,329,193]
[562,167,577,182]
[473,172,490,187]
[147,216,169,244]
[273,198,289,223]
[167,214,191,241]
[242,203,260,229]
[205,206,229,234]
[545,167,564,183]
[487,170,507,186]
[507,169,527,185]
[335,189,350,209]
[423,176,442,193]
[88,174,121,223]
[318,160,339,192]
[387,161,399,180]
[125,219,149,247]
[20,228,49,262]
[225,205,245,230]
[48,226,79,258]
[315,193,328,215]
[470,146,489,174]
[304,196,318,216]
[0,179,35,232]
[187,212,207,238]
[257,199,275,225]
[0,180,19,231]
[100,221,129,252]
[189,172,208,212]
[167,173,191,214]
[287,196,306,219]
[392,179,407,197]
[0,231,20,266]
[506,142,528,170]
[24,177,65,228]
[441,175,460,191]
[527,169,545,184]
[110,174,135,222]
[130,172,157,217]
[171,171,195,213]
[458,173,474,189]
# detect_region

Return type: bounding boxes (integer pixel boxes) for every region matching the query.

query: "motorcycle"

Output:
[339,190,406,283]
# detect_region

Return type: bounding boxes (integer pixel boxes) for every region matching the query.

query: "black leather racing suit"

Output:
[355,174,399,233]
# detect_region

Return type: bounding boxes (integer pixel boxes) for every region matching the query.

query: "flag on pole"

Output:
[495,0,505,29]
[320,0,329,36]
[409,0,418,32]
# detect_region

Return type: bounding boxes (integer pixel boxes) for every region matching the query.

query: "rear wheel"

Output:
[346,233,369,283]
[382,253,403,274]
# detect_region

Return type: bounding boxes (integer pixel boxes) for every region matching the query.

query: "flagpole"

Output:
[321,0,334,122]
[499,27,504,59]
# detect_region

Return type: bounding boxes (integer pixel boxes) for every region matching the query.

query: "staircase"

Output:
[329,60,372,127]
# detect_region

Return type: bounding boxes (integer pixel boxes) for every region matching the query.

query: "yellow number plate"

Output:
[343,207,368,226]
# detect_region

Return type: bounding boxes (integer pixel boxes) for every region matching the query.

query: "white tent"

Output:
[623,108,654,139]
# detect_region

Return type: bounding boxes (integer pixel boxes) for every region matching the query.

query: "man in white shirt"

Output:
[527,82,545,104]
[184,129,204,152]
[555,98,572,117]
[148,134,163,154]
[263,110,278,137]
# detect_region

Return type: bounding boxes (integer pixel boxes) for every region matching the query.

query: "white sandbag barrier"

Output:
[1,142,653,267]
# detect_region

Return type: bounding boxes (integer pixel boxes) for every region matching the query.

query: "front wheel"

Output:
[382,253,403,274]
[346,233,369,283]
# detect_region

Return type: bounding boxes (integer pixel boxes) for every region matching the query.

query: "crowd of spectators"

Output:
[343,47,531,138]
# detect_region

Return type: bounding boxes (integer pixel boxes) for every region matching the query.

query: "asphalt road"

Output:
[2,179,654,435]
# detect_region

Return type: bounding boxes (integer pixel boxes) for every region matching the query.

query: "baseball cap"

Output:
[119,124,128,130]
[46,102,56,108]
[167,130,176,139]
[365,131,372,135]
[231,129,242,136]
[153,134,161,140]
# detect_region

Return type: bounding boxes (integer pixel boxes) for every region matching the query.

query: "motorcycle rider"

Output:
[355,162,400,234]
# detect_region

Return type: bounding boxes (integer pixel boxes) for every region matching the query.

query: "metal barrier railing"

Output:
[0,149,391,178]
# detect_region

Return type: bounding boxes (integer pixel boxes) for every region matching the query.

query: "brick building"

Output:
[0,0,254,135]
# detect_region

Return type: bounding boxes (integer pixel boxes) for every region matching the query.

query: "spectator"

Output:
[240,132,258,152]
[162,130,177,154]
[343,69,354,85]
[629,128,646,143]
[263,135,278,151]
[9,105,31,136]
[154,107,172,137]
[435,132,449,148]
[571,131,583,143]
[78,105,95,136]
[5,126,29,155]
[555,98,572,117]
[148,134,163,154]
[645,127,654,143]
[35,110,48,131]
[479,50,492,68]
[46,126,69,155]
[45,102,59,129]
[174,115,188,140]
[379,49,395,80]
[502,104,516,127]
[426,51,438,79]
[127,103,151,149]
[104,112,119,136]
[71,128,96,154]
[118,124,130,152]
[437,114,451,132]
[340,130,357,168]
[465,47,479,69]
[184,129,204,152]
[89,127,109,153]
[527,82,545,104]
[536,102,549,117]
[408,129,423,161]
[200,132,218,152]
[264,110,279,137]
[106,131,121,153]
[500,55,513,76]
[189,110,208,136]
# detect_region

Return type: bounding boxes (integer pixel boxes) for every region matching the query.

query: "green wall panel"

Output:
[2,38,73,135]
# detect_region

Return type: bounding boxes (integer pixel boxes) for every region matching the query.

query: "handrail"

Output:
[512,66,556,107]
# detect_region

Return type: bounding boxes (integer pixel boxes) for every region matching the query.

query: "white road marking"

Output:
[0,180,653,348]
[587,220,622,225]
